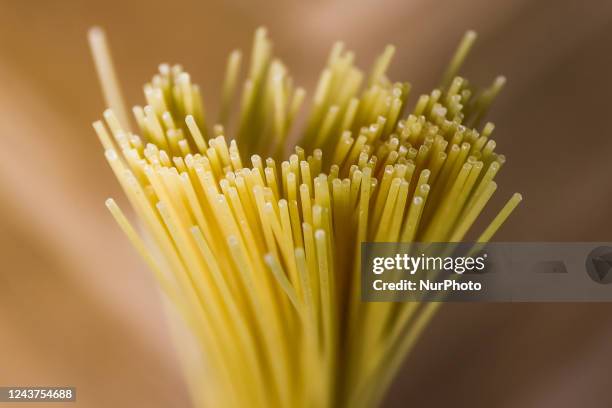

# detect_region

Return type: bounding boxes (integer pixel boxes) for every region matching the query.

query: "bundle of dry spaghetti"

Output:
[88,27,521,408]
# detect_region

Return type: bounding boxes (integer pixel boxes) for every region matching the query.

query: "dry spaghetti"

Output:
[89,27,521,408]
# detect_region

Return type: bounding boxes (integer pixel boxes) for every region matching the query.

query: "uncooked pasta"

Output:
[88,27,521,408]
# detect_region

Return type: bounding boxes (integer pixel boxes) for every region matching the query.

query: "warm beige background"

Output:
[0,0,611,407]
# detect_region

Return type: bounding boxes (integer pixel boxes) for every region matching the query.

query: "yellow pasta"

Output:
[89,27,522,408]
